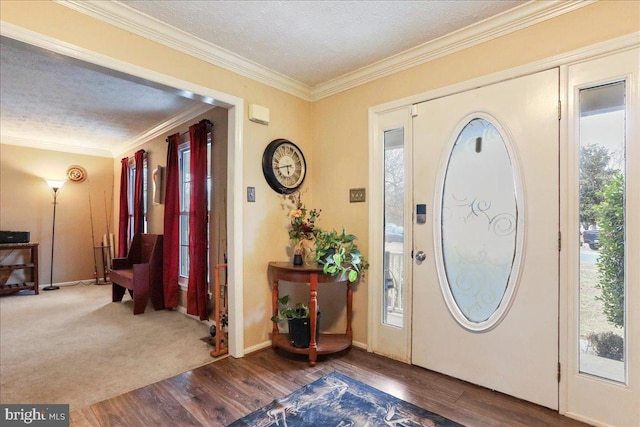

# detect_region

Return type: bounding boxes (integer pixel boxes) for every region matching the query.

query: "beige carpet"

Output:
[0,283,215,410]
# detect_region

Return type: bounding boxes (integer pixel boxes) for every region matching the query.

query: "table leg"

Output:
[272,279,279,346]
[32,245,39,295]
[346,281,353,338]
[308,272,318,366]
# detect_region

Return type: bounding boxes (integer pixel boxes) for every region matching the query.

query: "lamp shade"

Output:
[46,179,66,190]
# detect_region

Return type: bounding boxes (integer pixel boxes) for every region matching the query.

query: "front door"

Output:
[411,69,560,409]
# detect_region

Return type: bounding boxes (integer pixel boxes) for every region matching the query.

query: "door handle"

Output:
[415,251,426,262]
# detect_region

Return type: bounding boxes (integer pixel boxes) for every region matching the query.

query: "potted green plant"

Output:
[271,295,320,348]
[314,228,369,283]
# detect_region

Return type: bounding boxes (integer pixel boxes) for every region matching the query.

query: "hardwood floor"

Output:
[71,347,589,426]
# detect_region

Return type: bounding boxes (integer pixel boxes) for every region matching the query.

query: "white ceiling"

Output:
[0,37,212,158]
[0,0,579,158]
[118,0,525,87]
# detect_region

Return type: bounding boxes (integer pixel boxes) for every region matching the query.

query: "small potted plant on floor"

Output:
[314,228,369,283]
[271,295,320,348]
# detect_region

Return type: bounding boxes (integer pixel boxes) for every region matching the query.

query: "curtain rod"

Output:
[166,120,213,142]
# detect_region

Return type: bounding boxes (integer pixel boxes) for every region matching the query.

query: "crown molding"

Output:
[23,1,596,104]
[311,0,595,100]
[55,0,314,101]
[370,32,639,115]
[114,102,214,156]
[0,136,114,158]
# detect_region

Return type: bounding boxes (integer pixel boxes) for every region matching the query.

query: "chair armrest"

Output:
[133,263,150,274]
[112,258,132,270]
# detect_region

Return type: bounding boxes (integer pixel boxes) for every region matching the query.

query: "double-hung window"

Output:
[127,156,148,245]
[178,135,212,280]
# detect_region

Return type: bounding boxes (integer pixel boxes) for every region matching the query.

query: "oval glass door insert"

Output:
[437,116,523,330]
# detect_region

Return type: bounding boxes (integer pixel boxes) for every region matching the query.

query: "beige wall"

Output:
[1,0,638,350]
[0,144,113,285]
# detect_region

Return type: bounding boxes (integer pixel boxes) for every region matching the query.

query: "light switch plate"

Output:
[247,187,256,202]
[350,188,366,203]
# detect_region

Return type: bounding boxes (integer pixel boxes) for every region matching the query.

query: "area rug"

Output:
[228,371,462,426]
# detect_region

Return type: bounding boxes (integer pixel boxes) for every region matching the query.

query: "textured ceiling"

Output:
[0,0,527,157]
[120,0,525,86]
[0,37,210,157]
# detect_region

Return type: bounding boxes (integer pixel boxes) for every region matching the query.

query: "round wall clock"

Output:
[66,165,87,183]
[262,139,306,194]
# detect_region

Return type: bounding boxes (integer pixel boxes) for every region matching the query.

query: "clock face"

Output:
[262,139,306,194]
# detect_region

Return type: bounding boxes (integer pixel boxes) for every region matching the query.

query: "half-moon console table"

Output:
[269,262,352,366]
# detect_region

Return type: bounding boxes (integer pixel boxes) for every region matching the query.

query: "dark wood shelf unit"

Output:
[0,263,36,270]
[0,282,37,293]
[0,243,39,295]
[269,261,353,366]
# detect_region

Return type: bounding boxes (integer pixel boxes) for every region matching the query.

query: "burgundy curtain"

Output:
[163,133,180,309]
[117,157,129,257]
[187,120,210,320]
[133,149,146,235]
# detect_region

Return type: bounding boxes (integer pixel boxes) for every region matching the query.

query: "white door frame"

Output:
[1,22,246,358]
[562,47,639,427]
[368,106,413,362]
[369,33,639,416]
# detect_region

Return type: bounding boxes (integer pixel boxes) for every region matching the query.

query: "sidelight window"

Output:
[578,81,626,383]
[383,128,405,327]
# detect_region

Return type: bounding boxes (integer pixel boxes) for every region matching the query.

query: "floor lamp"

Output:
[43,179,66,291]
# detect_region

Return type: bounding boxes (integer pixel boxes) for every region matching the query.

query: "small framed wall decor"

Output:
[66,165,87,183]
[152,165,165,205]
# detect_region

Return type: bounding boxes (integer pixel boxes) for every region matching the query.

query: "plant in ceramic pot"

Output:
[314,228,369,283]
[271,295,320,348]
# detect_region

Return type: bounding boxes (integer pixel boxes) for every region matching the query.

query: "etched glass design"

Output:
[441,118,518,324]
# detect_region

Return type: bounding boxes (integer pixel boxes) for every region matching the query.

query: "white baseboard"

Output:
[352,340,368,350]
[175,305,213,326]
[244,340,273,356]
[40,279,97,288]
[563,412,609,427]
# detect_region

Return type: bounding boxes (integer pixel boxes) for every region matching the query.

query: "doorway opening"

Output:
[1,27,245,357]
